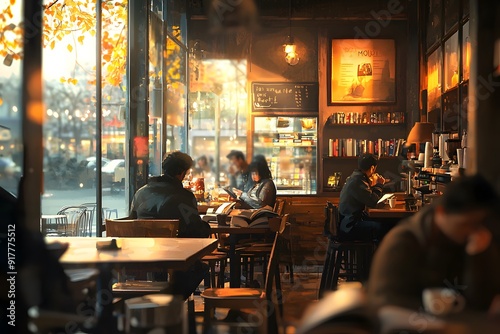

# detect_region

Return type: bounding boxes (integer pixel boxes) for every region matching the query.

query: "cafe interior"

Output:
[2,0,500,333]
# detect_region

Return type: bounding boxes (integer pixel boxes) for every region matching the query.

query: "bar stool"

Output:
[318,202,375,298]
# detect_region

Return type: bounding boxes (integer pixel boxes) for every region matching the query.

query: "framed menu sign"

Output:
[329,39,396,104]
[252,82,318,112]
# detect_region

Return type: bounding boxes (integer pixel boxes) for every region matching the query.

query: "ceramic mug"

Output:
[422,288,465,316]
[216,214,228,226]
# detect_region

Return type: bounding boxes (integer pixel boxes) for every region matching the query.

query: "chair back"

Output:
[137,219,179,237]
[105,218,137,237]
[264,213,288,330]
[57,206,89,236]
[273,198,286,216]
[324,202,339,239]
[105,218,179,237]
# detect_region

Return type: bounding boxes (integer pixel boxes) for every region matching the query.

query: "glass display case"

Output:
[253,116,317,194]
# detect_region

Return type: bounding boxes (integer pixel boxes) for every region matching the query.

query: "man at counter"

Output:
[226,150,253,192]
[368,174,500,311]
[338,153,390,242]
[130,151,210,298]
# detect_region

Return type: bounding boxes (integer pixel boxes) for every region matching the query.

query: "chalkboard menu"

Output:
[252,82,318,112]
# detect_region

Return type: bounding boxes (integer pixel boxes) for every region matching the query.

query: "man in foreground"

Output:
[130,151,211,298]
[368,174,500,311]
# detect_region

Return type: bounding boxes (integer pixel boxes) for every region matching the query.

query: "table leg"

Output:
[41,218,47,235]
[229,239,241,288]
[95,264,116,333]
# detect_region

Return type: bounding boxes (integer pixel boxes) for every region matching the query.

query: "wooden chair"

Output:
[274,198,286,216]
[237,200,294,285]
[104,218,179,237]
[201,214,288,334]
[318,202,375,298]
[104,218,180,297]
[138,219,179,237]
[104,218,136,237]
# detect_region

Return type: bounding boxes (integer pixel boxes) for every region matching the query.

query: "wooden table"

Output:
[45,237,218,333]
[367,202,416,220]
[209,223,271,288]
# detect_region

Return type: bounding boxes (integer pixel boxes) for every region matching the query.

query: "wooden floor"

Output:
[194,264,324,333]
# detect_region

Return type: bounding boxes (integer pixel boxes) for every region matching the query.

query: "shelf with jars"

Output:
[253,116,317,195]
[327,111,405,125]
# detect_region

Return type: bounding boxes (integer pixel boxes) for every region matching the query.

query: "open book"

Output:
[229,205,278,228]
[377,193,394,204]
[201,202,236,222]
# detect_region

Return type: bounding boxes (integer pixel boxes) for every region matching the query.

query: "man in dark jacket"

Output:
[338,153,389,241]
[130,151,211,298]
[368,174,500,312]
[130,151,210,238]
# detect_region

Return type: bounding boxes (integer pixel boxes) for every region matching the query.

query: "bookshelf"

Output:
[321,116,407,193]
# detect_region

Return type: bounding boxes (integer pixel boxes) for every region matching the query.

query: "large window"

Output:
[188,59,248,193]
[0,2,23,197]
[40,0,129,234]
[149,1,188,176]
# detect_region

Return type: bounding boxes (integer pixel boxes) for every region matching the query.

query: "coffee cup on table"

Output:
[216,214,228,226]
[422,288,465,316]
[388,198,396,209]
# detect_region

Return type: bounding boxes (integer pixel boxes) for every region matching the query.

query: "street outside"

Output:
[41,187,128,236]
[42,187,128,215]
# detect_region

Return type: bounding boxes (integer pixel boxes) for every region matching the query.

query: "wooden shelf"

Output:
[323,156,402,160]
[323,187,341,192]
[325,122,405,127]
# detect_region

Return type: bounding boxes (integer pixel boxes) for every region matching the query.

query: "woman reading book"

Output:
[232,157,277,209]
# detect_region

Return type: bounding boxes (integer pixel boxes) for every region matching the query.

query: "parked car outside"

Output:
[77,157,111,188]
[101,159,125,191]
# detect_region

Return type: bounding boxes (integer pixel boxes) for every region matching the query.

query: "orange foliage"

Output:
[1,0,127,87]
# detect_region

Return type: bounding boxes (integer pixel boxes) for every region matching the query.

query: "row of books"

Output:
[327,138,406,157]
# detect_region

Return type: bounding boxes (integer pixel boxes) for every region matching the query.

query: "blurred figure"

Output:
[193,155,213,178]
[226,150,253,192]
[368,174,500,311]
[233,158,276,209]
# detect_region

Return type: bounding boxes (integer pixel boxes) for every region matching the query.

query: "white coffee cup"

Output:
[422,288,465,316]
[388,198,396,208]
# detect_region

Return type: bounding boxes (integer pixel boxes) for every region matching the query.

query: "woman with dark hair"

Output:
[233,158,276,209]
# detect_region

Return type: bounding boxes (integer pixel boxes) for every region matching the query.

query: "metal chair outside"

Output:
[56,205,90,236]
